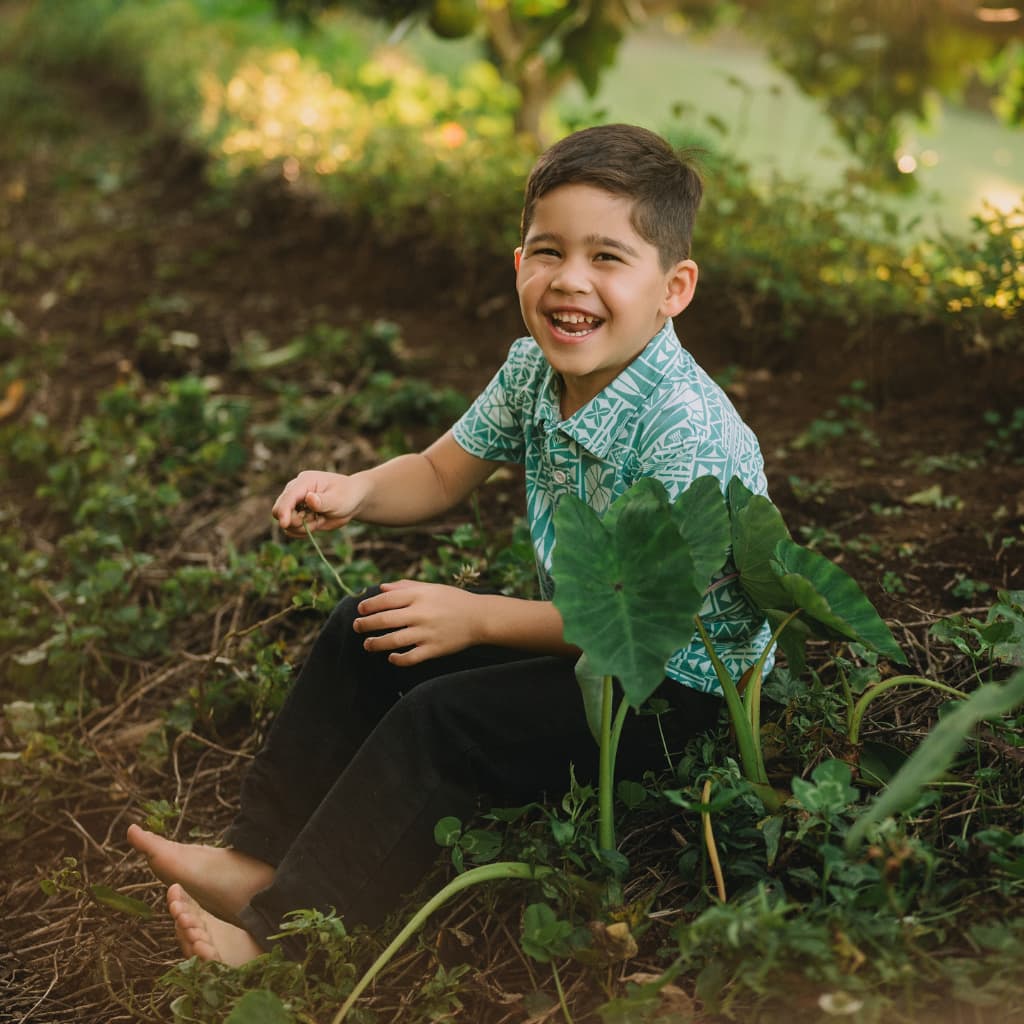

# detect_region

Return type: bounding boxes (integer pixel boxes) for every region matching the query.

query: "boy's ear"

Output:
[514,247,522,272]
[660,259,698,318]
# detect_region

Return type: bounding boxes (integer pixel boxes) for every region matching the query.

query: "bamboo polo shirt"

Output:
[451,319,773,694]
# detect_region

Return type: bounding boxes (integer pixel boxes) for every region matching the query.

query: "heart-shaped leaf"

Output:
[771,539,906,664]
[671,475,731,591]
[728,478,792,611]
[552,485,704,708]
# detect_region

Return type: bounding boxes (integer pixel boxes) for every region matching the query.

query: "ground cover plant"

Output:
[2,3,1024,1022]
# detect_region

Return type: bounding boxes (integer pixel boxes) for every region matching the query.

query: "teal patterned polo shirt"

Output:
[451,319,773,694]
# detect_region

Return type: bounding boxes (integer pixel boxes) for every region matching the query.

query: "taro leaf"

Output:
[601,474,668,533]
[224,989,293,1024]
[771,539,906,664]
[574,651,605,744]
[725,476,755,518]
[846,670,1024,851]
[728,478,792,611]
[87,885,153,919]
[671,475,731,591]
[552,486,703,709]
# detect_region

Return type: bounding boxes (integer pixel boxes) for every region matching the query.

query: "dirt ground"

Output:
[1,74,1023,1022]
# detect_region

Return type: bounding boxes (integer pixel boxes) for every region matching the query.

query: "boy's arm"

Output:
[354,584,579,665]
[273,431,498,534]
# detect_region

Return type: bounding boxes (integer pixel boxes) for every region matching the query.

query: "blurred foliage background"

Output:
[5,0,1022,348]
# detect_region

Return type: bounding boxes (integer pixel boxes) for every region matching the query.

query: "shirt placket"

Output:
[547,431,583,500]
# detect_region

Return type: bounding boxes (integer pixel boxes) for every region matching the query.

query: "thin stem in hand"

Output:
[303,520,357,598]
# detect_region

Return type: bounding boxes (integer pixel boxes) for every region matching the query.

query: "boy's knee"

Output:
[323,585,381,632]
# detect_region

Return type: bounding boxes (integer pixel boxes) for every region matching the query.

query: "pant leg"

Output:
[223,589,530,866]
[236,656,721,946]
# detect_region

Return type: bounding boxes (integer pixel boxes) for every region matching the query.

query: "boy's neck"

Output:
[555,321,670,420]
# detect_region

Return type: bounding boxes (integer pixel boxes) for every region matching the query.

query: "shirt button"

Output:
[553,470,567,484]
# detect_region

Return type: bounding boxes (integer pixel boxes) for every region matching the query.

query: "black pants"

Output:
[225,589,722,948]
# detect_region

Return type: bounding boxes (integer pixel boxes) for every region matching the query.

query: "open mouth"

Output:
[548,311,604,337]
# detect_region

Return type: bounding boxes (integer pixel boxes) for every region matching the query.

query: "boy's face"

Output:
[515,183,697,417]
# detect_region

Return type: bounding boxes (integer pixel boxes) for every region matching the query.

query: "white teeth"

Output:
[551,312,599,325]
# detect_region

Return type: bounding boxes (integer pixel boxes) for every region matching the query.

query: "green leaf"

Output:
[224,989,293,1024]
[671,475,731,591]
[728,478,792,611]
[771,539,906,664]
[760,813,784,867]
[520,902,574,963]
[561,15,623,96]
[616,779,648,810]
[846,671,1024,850]
[460,828,503,863]
[573,652,605,744]
[87,885,153,919]
[433,816,462,847]
[600,474,667,533]
[790,759,859,815]
[552,486,704,708]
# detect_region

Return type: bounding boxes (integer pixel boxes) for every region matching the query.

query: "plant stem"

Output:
[701,778,727,902]
[551,960,574,1024]
[303,521,356,598]
[848,674,967,745]
[694,616,762,786]
[836,659,855,725]
[598,675,615,852]
[744,609,803,779]
[332,861,553,1024]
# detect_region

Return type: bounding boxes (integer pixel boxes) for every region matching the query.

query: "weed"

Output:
[792,380,878,451]
[882,571,908,595]
[985,406,1024,463]
[905,483,964,511]
[950,574,992,603]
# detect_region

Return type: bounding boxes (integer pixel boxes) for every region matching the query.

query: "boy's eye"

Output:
[595,252,622,262]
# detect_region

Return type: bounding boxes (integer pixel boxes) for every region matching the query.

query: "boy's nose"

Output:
[550,260,592,295]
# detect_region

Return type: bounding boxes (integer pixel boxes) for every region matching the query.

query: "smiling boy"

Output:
[129,124,771,964]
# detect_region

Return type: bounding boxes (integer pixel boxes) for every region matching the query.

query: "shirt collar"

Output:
[532,320,683,457]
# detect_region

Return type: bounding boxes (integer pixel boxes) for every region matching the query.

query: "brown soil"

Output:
[1,73,1022,1023]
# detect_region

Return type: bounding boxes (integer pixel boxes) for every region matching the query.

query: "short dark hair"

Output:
[521,124,704,267]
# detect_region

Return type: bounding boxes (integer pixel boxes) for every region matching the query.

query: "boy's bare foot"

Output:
[167,884,264,966]
[127,823,275,924]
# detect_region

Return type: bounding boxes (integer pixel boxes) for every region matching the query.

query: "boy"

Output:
[128,123,771,965]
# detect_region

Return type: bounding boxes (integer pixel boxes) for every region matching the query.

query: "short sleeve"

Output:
[451,338,540,464]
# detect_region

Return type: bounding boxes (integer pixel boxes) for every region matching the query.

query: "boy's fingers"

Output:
[357,588,415,616]
[388,648,426,667]
[363,627,419,653]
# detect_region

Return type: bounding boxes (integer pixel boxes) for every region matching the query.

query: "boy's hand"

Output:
[353,580,482,666]
[272,470,367,536]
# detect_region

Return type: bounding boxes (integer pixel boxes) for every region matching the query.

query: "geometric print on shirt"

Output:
[451,319,774,694]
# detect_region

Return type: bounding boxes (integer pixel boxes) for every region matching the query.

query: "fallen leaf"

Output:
[0,379,26,421]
